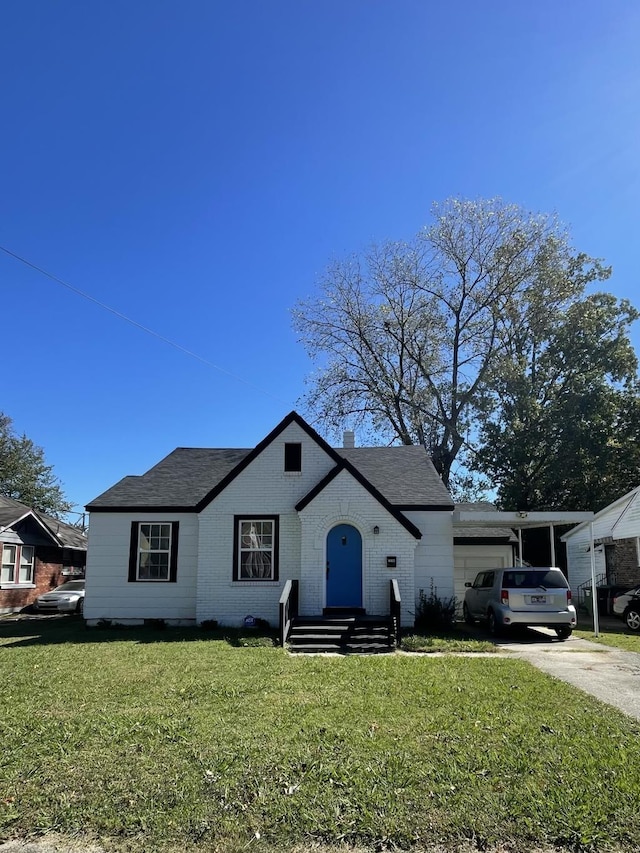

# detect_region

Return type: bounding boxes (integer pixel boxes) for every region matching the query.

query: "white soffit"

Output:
[452,510,594,529]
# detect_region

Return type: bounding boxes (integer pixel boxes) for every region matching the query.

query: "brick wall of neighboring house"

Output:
[0,546,86,613]
[610,538,640,588]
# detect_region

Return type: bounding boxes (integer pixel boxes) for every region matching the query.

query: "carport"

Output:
[452,509,598,630]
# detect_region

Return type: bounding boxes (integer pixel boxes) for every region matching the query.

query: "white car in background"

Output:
[612,586,640,617]
[35,580,85,614]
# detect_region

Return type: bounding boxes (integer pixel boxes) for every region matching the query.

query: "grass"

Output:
[575,618,640,653]
[2,618,640,853]
[400,629,498,653]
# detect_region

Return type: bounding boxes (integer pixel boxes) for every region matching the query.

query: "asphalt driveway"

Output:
[492,626,640,720]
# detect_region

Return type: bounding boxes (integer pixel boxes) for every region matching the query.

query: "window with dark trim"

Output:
[233,516,279,581]
[284,442,302,472]
[128,521,179,582]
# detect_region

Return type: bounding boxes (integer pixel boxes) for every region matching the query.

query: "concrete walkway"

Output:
[494,627,640,720]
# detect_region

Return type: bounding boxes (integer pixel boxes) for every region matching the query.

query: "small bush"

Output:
[401,633,497,653]
[233,633,276,648]
[200,619,219,631]
[413,582,457,633]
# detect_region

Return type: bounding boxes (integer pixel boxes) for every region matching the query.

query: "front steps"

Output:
[287,615,395,654]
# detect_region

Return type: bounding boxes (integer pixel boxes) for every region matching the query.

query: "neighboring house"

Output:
[561,486,640,602]
[85,411,519,630]
[0,496,88,614]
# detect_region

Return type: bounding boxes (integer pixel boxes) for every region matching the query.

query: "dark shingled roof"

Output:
[87,448,252,509]
[337,447,452,507]
[88,444,452,511]
[0,495,88,550]
[453,501,517,542]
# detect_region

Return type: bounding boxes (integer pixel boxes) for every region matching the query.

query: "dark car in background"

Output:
[619,593,640,632]
[612,586,640,618]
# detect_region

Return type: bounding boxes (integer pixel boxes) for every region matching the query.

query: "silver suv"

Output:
[463,567,576,640]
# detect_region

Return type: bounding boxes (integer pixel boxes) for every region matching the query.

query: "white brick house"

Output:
[85,412,516,629]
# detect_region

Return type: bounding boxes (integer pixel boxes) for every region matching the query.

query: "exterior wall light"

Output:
[373,525,380,535]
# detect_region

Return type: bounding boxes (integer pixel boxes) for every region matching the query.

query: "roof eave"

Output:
[87,504,196,513]
[296,460,421,540]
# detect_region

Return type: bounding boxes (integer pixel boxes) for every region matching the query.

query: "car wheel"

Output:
[487,609,500,637]
[76,598,84,615]
[555,626,572,640]
[624,607,640,632]
[463,603,475,626]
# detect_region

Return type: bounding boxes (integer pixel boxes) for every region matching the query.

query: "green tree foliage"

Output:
[475,293,640,511]
[0,413,72,518]
[293,197,613,493]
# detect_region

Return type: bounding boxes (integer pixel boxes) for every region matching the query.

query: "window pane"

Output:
[240,520,272,548]
[237,519,276,580]
[240,551,272,579]
[2,546,16,583]
[139,552,169,580]
[19,546,34,583]
[137,523,172,580]
[502,570,568,589]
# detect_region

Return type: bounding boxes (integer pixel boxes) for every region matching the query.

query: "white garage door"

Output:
[453,549,512,615]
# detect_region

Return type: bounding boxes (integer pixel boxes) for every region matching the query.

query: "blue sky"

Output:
[2,0,639,518]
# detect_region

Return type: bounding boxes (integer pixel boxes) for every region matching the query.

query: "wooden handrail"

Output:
[390,578,401,647]
[279,579,299,646]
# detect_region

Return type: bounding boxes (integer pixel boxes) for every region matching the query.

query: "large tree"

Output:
[475,293,640,511]
[293,197,610,490]
[0,413,71,518]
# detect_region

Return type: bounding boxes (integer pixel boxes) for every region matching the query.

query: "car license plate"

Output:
[530,595,547,604]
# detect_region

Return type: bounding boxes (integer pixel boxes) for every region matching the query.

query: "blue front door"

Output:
[326,524,362,608]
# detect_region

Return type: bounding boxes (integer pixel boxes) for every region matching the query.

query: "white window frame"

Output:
[19,545,34,583]
[137,523,172,582]
[1,544,17,584]
[234,516,278,581]
[1,544,36,586]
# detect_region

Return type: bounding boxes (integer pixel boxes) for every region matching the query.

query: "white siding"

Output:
[195,422,336,626]
[453,545,513,612]
[562,496,640,591]
[298,469,419,623]
[405,511,455,608]
[564,531,606,592]
[85,512,198,624]
[612,491,640,540]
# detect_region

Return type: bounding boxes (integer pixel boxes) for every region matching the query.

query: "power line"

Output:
[1,244,292,405]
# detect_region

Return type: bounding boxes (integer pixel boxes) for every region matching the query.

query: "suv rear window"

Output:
[502,570,568,589]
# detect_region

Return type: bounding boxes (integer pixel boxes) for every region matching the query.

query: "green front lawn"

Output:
[1,618,639,852]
